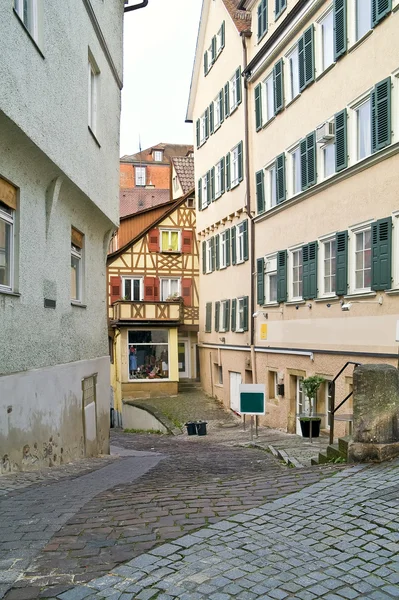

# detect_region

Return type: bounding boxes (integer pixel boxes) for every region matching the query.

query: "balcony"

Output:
[111,300,184,323]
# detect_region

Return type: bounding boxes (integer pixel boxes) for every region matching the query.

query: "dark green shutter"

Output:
[209,102,214,134]
[276,153,286,204]
[257,258,265,305]
[277,250,287,303]
[299,26,314,91]
[372,217,392,290]
[221,21,225,48]
[205,302,212,332]
[210,236,215,272]
[211,36,216,63]
[335,109,348,172]
[210,167,215,202]
[224,82,230,117]
[231,298,237,332]
[275,0,286,18]
[372,0,392,27]
[255,83,263,131]
[231,226,236,265]
[196,119,200,148]
[202,241,206,274]
[238,141,243,182]
[243,296,249,332]
[215,234,220,270]
[306,131,316,187]
[334,0,347,60]
[335,230,348,296]
[224,299,230,331]
[220,157,225,195]
[300,138,307,190]
[243,220,249,261]
[225,229,231,266]
[256,169,265,214]
[273,59,284,114]
[302,242,317,300]
[204,51,208,75]
[206,171,210,208]
[258,0,268,39]
[226,152,231,191]
[371,77,391,153]
[197,178,202,211]
[298,35,305,91]
[236,67,242,105]
[215,301,220,332]
[219,89,224,123]
[205,108,209,139]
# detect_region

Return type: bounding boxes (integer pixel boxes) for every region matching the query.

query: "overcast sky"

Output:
[120,0,203,157]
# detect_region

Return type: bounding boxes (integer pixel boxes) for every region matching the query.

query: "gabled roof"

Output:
[172,155,195,194]
[108,187,195,262]
[222,0,252,33]
[121,143,194,164]
[120,188,171,218]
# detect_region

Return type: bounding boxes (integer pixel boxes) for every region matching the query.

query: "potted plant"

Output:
[299,375,325,438]
[165,293,182,302]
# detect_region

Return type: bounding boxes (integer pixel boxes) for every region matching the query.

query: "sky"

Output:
[120,0,203,157]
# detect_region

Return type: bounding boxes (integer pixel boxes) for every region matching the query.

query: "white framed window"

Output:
[214,94,222,130]
[220,231,228,269]
[14,0,38,41]
[290,248,303,299]
[323,142,335,178]
[160,229,180,252]
[231,145,240,187]
[153,150,163,162]
[266,162,277,209]
[161,278,180,301]
[88,53,100,135]
[0,202,14,292]
[236,222,245,264]
[206,239,213,273]
[230,73,239,111]
[135,166,146,187]
[392,213,399,289]
[201,174,208,209]
[220,299,229,332]
[215,160,223,199]
[71,228,84,303]
[123,277,143,301]
[351,226,372,292]
[200,112,207,145]
[288,145,302,196]
[216,25,224,54]
[286,44,300,102]
[355,97,371,160]
[173,176,179,192]
[320,237,336,296]
[128,329,169,381]
[264,72,275,122]
[265,254,278,303]
[237,297,246,331]
[355,0,372,41]
[318,8,334,73]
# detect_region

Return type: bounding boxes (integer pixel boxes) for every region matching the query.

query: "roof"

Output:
[172,155,195,194]
[121,143,194,164]
[222,0,252,33]
[120,188,171,218]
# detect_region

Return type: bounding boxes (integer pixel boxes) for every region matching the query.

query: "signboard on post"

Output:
[239,384,266,415]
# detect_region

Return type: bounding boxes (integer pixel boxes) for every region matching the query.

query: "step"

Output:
[316,453,330,464]
[338,435,352,456]
[326,444,343,460]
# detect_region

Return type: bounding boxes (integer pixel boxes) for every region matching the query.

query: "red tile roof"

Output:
[172,155,195,194]
[121,143,194,164]
[120,188,171,218]
[222,0,252,33]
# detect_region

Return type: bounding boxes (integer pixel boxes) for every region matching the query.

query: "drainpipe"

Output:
[124,0,148,12]
[241,31,257,385]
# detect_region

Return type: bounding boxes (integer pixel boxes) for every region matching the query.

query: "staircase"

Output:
[311,435,352,465]
[178,379,202,393]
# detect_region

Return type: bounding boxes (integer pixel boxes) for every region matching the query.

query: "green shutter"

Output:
[243,296,249,331]
[220,157,225,195]
[210,236,215,272]
[277,250,287,303]
[215,301,220,332]
[204,51,208,75]
[243,219,249,261]
[300,138,307,190]
[221,21,225,48]
[306,131,316,187]
[209,102,214,135]
[215,234,220,270]
[236,68,242,106]
[205,108,209,139]
[276,153,286,204]
[256,169,265,214]
[196,119,200,148]
[258,0,268,39]
[372,0,392,27]
[372,217,392,290]
[211,36,216,63]
[275,0,286,18]
[371,77,391,153]
[197,178,202,211]
[202,240,206,274]
[219,89,225,123]
[225,229,231,266]
[238,141,243,182]
[210,167,215,202]
[206,171,210,207]
[231,298,237,332]
[298,35,305,91]
[231,226,236,265]
[299,26,314,91]
[334,0,347,60]
[224,299,230,331]
[226,152,231,191]
[335,230,348,296]
[302,242,318,300]
[257,258,265,305]
[273,59,284,114]
[335,109,348,172]
[255,83,263,131]
[205,302,212,332]
[224,82,230,117]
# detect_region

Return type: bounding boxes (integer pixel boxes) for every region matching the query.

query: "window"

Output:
[215,159,224,199]
[161,278,180,301]
[220,231,227,268]
[290,146,302,195]
[319,9,334,71]
[356,98,371,160]
[237,222,245,264]
[214,93,222,130]
[323,142,335,178]
[231,144,240,187]
[218,365,223,385]
[123,277,143,301]
[287,45,300,101]
[173,176,179,192]
[135,166,146,187]
[0,201,14,291]
[161,229,180,252]
[14,0,38,41]
[257,0,268,40]
[71,228,84,302]
[237,297,246,330]
[88,54,99,135]
[265,254,278,303]
[200,111,208,145]
[229,68,241,113]
[220,299,230,332]
[153,150,163,161]
[322,238,336,295]
[291,249,303,299]
[128,330,169,380]
[205,302,212,332]
[354,228,371,290]
[201,173,208,209]
[216,22,225,55]
[356,0,372,41]
[268,371,278,399]
[275,0,286,19]
[266,163,277,209]
[206,239,213,273]
[264,73,275,121]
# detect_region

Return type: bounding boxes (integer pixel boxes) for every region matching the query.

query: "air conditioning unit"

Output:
[316,120,335,144]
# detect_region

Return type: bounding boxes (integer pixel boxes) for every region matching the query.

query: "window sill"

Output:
[386,289,399,296]
[0,289,20,298]
[214,383,224,388]
[13,9,44,59]
[348,29,373,54]
[262,115,276,131]
[230,104,239,116]
[230,180,240,190]
[71,301,87,308]
[344,291,376,300]
[315,62,335,83]
[262,302,279,307]
[285,300,305,306]
[285,93,301,109]
[161,251,181,255]
[275,7,287,22]
[257,30,268,45]
[88,126,101,147]
[314,296,339,303]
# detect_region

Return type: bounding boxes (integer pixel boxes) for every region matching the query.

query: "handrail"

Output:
[328,361,361,445]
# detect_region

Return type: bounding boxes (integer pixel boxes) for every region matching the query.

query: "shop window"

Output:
[128,330,169,380]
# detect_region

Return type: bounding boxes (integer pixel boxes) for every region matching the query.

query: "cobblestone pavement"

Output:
[44,458,399,600]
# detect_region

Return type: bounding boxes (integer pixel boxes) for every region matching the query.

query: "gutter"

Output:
[124,0,148,12]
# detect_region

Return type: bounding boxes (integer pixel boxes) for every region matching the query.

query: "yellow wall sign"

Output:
[260,323,268,340]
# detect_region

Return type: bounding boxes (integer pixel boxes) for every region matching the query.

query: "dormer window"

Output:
[153,150,163,162]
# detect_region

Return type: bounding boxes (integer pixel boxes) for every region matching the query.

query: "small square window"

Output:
[161,230,180,252]
[153,150,163,162]
[161,278,180,301]
[123,277,143,301]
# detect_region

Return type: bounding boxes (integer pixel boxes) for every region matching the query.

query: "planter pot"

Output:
[299,418,321,438]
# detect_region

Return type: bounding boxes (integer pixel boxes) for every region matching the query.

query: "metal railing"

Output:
[328,361,361,445]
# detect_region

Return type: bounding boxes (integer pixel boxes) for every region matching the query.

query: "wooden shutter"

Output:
[144,276,156,301]
[210,167,215,202]
[205,302,212,332]
[243,296,249,332]
[236,67,242,105]
[182,278,193,306]
[209,102,214,135]
[300,138,308,190]
[182,229,193,253]
[238,141,243,182]
[276,153,286,204]
[231,298,237,332]
[273,59,284,114]
[215,301,220,332]
[205,108,209,139]
[226,152,231,191]
[225,229,231,266]
[243,220,249,261]
[202,240,207,274]
[372,0,392,27]
[196,119,200,148]
[231,226,237,265]
[371,77,391,153]
[224,82,230,117]
[306,132,316,188]
[298,35,305,91]
[197,178,202,211]
[215,234,220,270]
[219,89,224,123]
[257,0,263,38]
[204,51,208,75]
[148,228,159,252]
[206,171,211,207]
[0,178,17,210]
[220,157,225,194]
[221,21,225,48]
[335,109,348,172]
[255,83,263,132]
[110,276,122,305]
[257,258,265,305]
[299,26,314,91]
[334,0,347,60]
[256,170,265,214]
[302,242,318,300]
[335,230,348,296]
[210,236,215,272]
[277,250,287,303]
[372,217,392,291]
[224,300,231,331]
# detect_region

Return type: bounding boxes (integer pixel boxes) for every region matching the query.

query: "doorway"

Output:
[230,371,242,414]
[178,340,189,379]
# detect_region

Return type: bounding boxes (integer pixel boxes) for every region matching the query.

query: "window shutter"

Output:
[210,236,215,272]
[302,242,317,300]
[209,102,214,135]
[298,35,305,91]
[255,83,263,132]
[372,217,392,290]
[110,276,122,304]
[238,141,243,182]
[215,234,220,270]
[204,51,208,75]
[224,82,230,117]
[276,0,286,18]
[334,0,347,60]
[211,36,216,63]
[215,301,220,332]
[154,277,160,301]
[243,220,249,261]
[273,59,284,114]
[221,21,225,48]
[205,302,212,332]
[202,241,207,274]
[257,1,263,38]
[256,169,265,214]
[221,157,225,195]
[182,229,193,253]
[276,153,286,204]
[243,296,249,332]
[226,152,231,191]
[277,250,287,303]
[219,89,225,123]
[225,229,231,266]
[210,167,215,202]
[144,276,156,301]
[148,228,160,252]
[206,171,211,207]
[306,131,316,187]
[196,119,200,148]
[371,77,391,153]
[257,258,265,305]
[236,67,242,105]
[372,0,392,27]
[182,278,193,306]
[335,109,347,172]
[299,27,314,91]
[224,300,231,331]
[335,230,348,296]
[231,298,237,332]
[231,226,237,265]
[300,138,307,190]
[205,108,209,139]
[197,178,202,211]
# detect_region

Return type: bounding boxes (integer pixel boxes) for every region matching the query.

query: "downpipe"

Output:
[124,0,148,12]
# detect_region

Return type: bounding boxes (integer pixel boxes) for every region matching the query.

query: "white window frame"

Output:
[0,203,14,293]
[220,231,228,269]
[153,150,163,162]
[216,24,224,55]
[122,277,144,301]
[287,143,302,197]
[220,299,229,332]
[201,174,208,209]
[349,92,372,163]
[318,234,337,298]
[236,222,245,264]
[320,140,336,180]
[349,222,372,294]
[14,0,39,41]
[237,297,245,331]
[206,239,213,273]
[231,145,240,188]
[265,253,278,304]
[160,229,181,253]
[348,0,372,47]
[88,53,100,136]
[214,94,222,130]
[288,246,303,301]
[215,160,222,199]
[392,212,399,290]
[263,72,275,122]
[200,112,207,145]
[316,7,334,75]
[265,160,277,210]
[173,175,179,192]
[230,72,238,112]
[160,278,181,301]
[71,240,83,303]
[285,43,300,103]
[135,166,146,187]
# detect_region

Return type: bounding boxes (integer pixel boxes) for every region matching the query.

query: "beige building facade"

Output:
[188,0,399,436]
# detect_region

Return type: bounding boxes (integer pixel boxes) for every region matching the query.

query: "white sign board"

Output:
[239,384,266,415]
